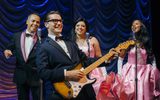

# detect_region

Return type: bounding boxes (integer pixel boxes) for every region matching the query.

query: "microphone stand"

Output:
[135,40,138,100]
[86,32,90,57]
[87,37,90,57]
[37,28,43,100]
[132,32,138,100]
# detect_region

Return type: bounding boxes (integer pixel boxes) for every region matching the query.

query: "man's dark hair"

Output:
[27,13,40,20]
[44,11,62,22]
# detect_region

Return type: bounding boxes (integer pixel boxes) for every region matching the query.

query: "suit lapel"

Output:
[48,37,71,60]
[65,41,73,59]
[20,31,27,62]
[20,32,38,62]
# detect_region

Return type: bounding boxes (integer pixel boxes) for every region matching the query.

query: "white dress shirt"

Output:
[48,34,71,58]
[25,30,34,59]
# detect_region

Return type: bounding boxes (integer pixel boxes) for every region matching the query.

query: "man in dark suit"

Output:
[36,11,99,100]
[4,13,41,100]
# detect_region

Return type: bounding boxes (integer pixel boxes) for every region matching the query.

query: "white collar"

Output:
[25,30,35,36]
[48,33,62,41]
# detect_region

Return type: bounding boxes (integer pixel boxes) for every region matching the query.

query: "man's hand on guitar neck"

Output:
[65,70,84,81]
[108,48,119,61]
[109,48,126,59]
[118,49,126,58]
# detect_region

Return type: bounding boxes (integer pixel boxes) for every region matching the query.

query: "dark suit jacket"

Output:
[36,37,96,100]
[7,31,41,86]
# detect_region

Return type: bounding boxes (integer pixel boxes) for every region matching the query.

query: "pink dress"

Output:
[97,47,160,100]
[78,39,106,95]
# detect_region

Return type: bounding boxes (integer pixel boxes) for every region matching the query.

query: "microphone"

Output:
[37,28,42,43]
[131,26,136,40]
[132,32,136,40]
[86,32,90,40]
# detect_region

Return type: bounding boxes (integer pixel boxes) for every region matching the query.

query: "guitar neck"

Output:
[82,40,135,75]
[82,52,113,75]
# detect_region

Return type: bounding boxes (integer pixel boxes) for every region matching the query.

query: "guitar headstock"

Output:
[115,40,135,51]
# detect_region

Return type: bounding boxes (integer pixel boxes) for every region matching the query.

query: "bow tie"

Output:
[55,36,64,41]
[26,33,33,37]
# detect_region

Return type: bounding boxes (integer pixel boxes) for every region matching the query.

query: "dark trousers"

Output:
[17,82,40,100]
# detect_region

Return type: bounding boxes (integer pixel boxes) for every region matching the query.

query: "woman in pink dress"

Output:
[71,18,107,95]
[97,20,160,100]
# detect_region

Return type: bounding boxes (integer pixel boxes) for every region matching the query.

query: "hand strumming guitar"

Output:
[65,70,85,81]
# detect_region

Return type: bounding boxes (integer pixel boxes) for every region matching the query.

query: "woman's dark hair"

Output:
[133,20,154,64]
[74,18,89,32]
[70,18,89,42]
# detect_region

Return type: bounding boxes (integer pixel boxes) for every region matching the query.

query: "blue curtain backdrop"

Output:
[0,0,151,99]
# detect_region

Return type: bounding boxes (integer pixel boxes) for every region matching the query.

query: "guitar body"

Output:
[53,63,96,99]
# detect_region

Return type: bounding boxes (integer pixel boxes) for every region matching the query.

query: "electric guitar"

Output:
[53,40,135,99]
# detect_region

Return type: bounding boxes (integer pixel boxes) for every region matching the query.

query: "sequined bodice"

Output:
[78,42,95,58]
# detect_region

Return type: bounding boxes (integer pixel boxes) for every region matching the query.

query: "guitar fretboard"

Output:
[82,40,135,75]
